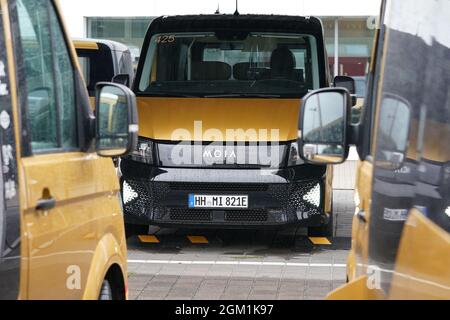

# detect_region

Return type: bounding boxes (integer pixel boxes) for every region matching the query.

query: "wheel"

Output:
[308,212,333,238]
[308,200,334,238]
[125,223,148,238]
[98,279,113,300]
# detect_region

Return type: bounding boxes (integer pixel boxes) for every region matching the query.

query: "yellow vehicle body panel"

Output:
[82,233,127,300]
[0,0,128,299]
[347,160,373,282]
[137,97,301,142]
[329,209,450,300]
[326,275,385,300]
[0,0,29,299]
[20,152,126,299]
[327,0,450,300]
[389,209,450,300]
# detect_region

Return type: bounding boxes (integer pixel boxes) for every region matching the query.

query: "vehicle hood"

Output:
[136,97,301,142]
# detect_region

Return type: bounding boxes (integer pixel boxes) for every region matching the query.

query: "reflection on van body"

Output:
[325,0,450,299]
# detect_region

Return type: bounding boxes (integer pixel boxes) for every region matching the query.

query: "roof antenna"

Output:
[234,0,239,15]
[215,3,220,14]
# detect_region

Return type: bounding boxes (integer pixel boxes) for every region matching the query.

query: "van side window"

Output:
[16,0,77,152]
[76,45,114,96]
[50,9,77,149]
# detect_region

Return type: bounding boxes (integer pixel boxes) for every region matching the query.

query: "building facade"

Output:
[60,0,381,80]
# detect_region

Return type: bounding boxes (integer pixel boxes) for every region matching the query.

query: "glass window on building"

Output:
[320,16,377,80]
[87,17,154,65]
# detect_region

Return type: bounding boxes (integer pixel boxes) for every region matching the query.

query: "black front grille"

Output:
[123,179,152,216]
[122,177,323,224]
[225,209,268,222]
[169,208,212,221]
[169,182,268,192]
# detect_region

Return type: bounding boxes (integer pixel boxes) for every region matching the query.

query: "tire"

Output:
[98,279,113,300]
[308,200,334,238]
[125,223,148,238]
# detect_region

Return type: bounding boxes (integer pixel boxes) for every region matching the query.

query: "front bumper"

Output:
[120,159,328,228]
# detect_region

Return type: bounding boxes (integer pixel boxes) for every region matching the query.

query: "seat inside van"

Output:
[233,62,270,80]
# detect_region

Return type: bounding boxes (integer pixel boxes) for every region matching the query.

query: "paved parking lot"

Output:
[127,161,356,300]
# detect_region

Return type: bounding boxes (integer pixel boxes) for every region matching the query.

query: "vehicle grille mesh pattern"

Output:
[288,181,321,209]
[122,179,323,222]
[168,182,268,192]
[225,209,268,222]
[169,208,212,221]
[122,179,152,216]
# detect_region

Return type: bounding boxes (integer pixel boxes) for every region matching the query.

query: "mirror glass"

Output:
[97,85,129,154]
[302,91,346,164]
[375,95,410,169]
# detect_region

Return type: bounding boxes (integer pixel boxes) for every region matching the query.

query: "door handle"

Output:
[36,197,56,211]
[357,210,367,223]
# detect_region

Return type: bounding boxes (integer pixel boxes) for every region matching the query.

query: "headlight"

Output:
[128,137,154,164]
[303,183,321,207]
[287,142,304,166]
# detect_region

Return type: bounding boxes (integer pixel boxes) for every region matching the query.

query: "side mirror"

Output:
[333,76,355,94]
[112,74,131,87]
[334,75,357,106]
[95,83,138,157]
[299,88,351,164]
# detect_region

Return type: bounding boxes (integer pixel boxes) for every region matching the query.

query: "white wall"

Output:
[58,0,382,38]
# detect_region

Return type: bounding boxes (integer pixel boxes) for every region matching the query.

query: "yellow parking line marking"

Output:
[309,237,332,245]
[187,235,209,244]
[138,235,160,243]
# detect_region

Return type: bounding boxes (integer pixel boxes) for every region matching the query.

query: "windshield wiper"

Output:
[204,93,281,98]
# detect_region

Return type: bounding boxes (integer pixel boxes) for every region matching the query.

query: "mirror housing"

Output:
[95,82,138,157]
[334,76,357,106]
[333,76,355,94]
[299,87,352,165]
[112,74,131,87]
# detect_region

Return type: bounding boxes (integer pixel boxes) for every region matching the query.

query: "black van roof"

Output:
[147,14,324,35]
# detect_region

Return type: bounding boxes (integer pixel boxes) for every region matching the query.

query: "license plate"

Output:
[188,194,248,208]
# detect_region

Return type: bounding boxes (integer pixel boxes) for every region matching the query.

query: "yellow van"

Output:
[297,0,450,299]
[0,0,138,299]
[121,14,356,237]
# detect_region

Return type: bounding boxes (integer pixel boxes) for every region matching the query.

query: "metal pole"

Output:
[334,18,339,77]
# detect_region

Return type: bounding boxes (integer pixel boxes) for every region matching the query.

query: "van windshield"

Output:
[138,32,320,98]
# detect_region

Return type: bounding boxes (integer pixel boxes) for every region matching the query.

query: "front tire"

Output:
[308,199,334,238]
[308,212,333,238]
[98,280,113,300]
[125,223,148,239]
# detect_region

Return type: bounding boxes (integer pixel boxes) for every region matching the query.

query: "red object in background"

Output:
[328,57,369,77]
